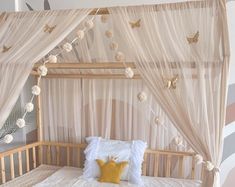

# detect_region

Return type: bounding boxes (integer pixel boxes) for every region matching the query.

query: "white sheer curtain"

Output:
[0,9,91,129]
[109,0,230,186]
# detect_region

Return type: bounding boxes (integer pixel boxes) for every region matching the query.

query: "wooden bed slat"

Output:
[67,147,70,166]
[1,157,6,184]
[178,156,184,178]
[18,151,23,176]
[142,153,147,175]
[56,146,60,166]
[154,153,159,177]
[33,147,36,169]
[77,148,81,168]
[166,155,171,177]
[47,146,51,165]
[26,149,30,172]
[10,154,15,180]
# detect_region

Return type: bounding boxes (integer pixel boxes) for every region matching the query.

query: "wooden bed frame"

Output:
[0,141,201,184]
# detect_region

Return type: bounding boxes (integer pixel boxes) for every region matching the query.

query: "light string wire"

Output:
[1,9,100,143]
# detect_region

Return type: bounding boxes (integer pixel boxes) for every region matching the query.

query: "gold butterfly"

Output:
[129,19,141,29]
[2,45,11,53]
[187,31,199,44]
[165,75,179,89]
[43,24,57,34]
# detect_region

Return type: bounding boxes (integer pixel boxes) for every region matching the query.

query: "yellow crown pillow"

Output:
[96,159,128,184]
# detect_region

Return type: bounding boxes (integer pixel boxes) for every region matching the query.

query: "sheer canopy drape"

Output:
[109,0,230,186]
[0,9,91,129]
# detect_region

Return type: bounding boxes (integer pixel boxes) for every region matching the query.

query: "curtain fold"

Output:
[108,0,230,186]
[0,9,91,129]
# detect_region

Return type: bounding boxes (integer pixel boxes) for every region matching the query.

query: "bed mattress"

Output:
[1,165,202,187]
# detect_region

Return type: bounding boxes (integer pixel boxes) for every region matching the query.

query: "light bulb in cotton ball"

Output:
[194,154,203,165]
[38,65,48,76]
[77,30,85,40]
[174,136,183,146]
[25,102,34,112]
[48,55,57,63]
[115,52,125,62]
[105,30,113,38]
[100,15,108,23]
[16,118,26,128]
[205,161,215,171]
[4,134,13,144]
[63,43,73,52]
[32,85,41,95]
[137,92,147,102]
[154,116,164,126]
[84,20,94,29]
[125,67,134,78]
[109,42,118,51]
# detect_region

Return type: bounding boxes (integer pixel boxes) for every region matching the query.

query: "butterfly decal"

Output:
[129,19,141,29]
[187,31,199,44]
[2,45,11,53]
[164,75,179,89]
[44,24,56,34]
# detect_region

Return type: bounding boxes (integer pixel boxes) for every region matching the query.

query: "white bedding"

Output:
[34,166,202,187]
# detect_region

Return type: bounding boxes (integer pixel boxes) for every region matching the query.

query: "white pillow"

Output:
[83,137,147,185]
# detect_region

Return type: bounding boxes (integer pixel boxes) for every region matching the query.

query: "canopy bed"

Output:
[0,0,230,186]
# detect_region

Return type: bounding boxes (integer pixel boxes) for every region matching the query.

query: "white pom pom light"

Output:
[195,154,203,165]
[4,134,13,144]
[25,102,34,112]
[32,85,41,96]
[105,30,113,38]
[77,30,85,40]
[115,52,125,62]
[84,20,94,29]
[205,161,215,171]
[154,116,164,126]
[101,15,108,23]
[38,65,48,76]
[48,55,57,63]
[16,118,26,128]
[63,43,73,52]
[137,92,147,102]
[174,136,183,146]
[109,42,118,51]
[125,67,134,78]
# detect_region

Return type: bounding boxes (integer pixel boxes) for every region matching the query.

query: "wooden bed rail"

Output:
[0,141,199,184]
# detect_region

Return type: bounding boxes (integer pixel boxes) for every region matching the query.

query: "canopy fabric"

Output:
[108,0,230,186]
[0,9,91,129]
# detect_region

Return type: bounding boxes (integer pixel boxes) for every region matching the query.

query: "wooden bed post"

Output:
[36,76,43,165]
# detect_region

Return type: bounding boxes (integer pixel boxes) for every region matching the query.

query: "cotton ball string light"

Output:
[105,30,113,38]
[154,116,164,126]
[63,43,73,52]
[115,52,125,62]
[77,30,85,40]
[174,136,183,146]
[205,161,215,171]
[101,15,109,23]
[32,85,41,96]
[137,92,147,102]
[125,67,134,78]
[48,55,57,63]
[16,118,26,128]
[38,65,48,76]
[84,20,94,29]
[4,134,13,144]
[109,42,118,51]
[25,102,34,112]
[194,154,203,165]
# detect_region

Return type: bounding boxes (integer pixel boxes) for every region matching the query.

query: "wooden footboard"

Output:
[0,141,200,184]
